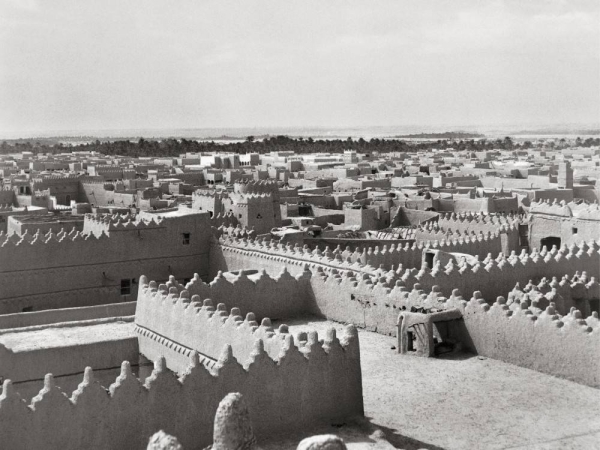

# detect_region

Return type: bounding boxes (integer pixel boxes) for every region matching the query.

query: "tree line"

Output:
[1,135,598,157]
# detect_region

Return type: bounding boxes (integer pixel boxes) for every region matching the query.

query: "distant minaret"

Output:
[558,161,573,189]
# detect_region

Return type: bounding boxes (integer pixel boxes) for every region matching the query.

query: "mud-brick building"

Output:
[528,200,600,250]
[0,207,213,314]
[191,180,282,234]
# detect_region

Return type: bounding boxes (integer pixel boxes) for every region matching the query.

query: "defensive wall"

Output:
[0,332,361,450]
[428,196,519,214]
[394,243,599,313]
[211,236,377,279]
[212,223,255,240]
[304,237,415,253]
[308,269,599,387]
[0,267,362,449]
[208,212,239,229]
[134,257,598,388]
[0,316,138,400]
[211,235,599,331]
[443,293,600,387]
[183,269,310,320]
[70,274,366,450]
[212,230,522,276]
[413,222,520,256]
[436,211,524,233]
[135,274,314,370]
[506,273,599,318]
[0,212,213,313]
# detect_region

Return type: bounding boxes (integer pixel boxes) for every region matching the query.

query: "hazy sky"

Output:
[1,0,599,135]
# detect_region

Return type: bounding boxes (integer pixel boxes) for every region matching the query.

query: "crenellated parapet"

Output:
[417,217,518,237]
[31,173,84,183]
[529,199,600,219]
[209,211,239,229]
[230,192,275,206]
[216,234,378,278]
[134,271,359,368]
[443,291,600,387]
[0,326,363,449]
[0,226,107,248]
[219,228,522,278]
[80,181,114,188]
[506,272,600,317]
[213,223,254,240]
[0,209,213,307]
[138,269,311,332]
[234,179,280,198]
[308,267,599,386]
[82,213,163,237]
[0,227,110,274]
[192,189,229,199]
[396,242,600,310]
[308,243,600,335]
[436,211,524,234]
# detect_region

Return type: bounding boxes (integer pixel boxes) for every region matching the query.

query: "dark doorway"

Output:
[407,331,416,352]
[518,224,529,248]
[298,204,311,216]
[425,252,435,269]
[540,236,561,250]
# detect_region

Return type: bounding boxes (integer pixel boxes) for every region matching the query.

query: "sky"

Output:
[0,0,599,136]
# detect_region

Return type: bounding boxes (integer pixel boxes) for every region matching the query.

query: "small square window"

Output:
[182,233,190,245]
[120,279,131,296]
[238,214,242,219]
[572,227,578,234]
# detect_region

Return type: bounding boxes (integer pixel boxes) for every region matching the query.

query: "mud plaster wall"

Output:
[437,213,521,234]
[0,302,136,330]
[0,215,212,313]
[529,215,600,249]
[392,245,599,309]
[0,322,363,450]
[305,245,599,326]
[135,287,301,370]
[209,239,375,279]
[212,233,521,277]
[0,323,139,384]
[188,271,310,320]
[443,295,600,387]
[0,189,16,206]
[307,271,600,386]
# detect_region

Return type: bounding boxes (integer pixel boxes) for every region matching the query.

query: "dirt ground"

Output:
[271,317,600,450]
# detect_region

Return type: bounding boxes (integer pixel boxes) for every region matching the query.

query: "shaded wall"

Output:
[0,214,212,313]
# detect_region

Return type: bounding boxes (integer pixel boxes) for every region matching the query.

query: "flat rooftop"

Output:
[275,317,600,450]
[10,215,83,224]
[140,207,206,219]
[0,320,136,352]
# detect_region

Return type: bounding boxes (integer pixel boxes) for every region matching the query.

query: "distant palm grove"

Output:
[1,135,599,157]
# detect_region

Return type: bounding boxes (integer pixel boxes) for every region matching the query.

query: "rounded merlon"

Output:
[296,434,347,450]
